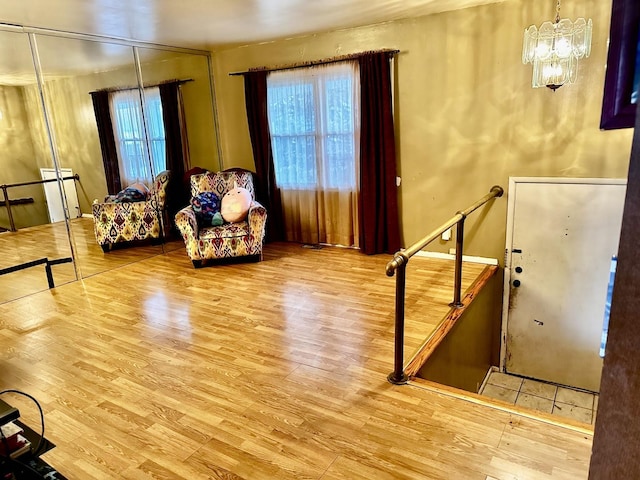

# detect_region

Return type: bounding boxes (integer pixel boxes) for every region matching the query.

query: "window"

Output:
[266,62,360,247]
[267,63,359,191]
[110,87,165,186]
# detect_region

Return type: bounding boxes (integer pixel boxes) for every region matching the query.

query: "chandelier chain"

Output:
[555,0,561,23]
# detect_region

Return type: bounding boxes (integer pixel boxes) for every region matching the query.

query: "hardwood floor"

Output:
[0,218,183,303]
[0,227,592,479]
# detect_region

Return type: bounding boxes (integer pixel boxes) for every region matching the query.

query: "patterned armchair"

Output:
[175,170,267,268]
[92,170,171,252]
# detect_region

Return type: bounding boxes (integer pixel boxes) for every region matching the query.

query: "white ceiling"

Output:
[0,0,507,50]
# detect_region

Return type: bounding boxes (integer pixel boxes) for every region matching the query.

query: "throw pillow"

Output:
[211,212,224,227]
[191,191,221,227]
[114,186,148,203]
[221,186,252,223]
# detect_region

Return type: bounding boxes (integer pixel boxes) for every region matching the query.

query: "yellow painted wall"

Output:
[138,52,220,171]
[0,85,51,229]
[211,0,633,261]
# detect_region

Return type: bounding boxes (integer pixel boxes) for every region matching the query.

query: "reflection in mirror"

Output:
[34,34,165,278]
[0,27,221,302]
[137,47,221,253]
[0,30,76,303]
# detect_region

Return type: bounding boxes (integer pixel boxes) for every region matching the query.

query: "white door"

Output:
[502,178,626,392]
[40,168,81,223]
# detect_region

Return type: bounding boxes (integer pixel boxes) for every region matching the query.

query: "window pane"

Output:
[323,134,355,189]
[271,135,316,188]
[145,93,165,139]
[268,83,315,135]
[325,77,354,134]
[150,139,166,174]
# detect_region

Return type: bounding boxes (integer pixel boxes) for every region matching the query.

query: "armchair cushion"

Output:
[200,222,250,240]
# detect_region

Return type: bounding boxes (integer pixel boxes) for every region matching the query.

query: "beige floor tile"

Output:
[487,372,523,391]
[515,393,554,414]
[520,379,557,400]
[552,402,593,424]
[482,384,518,404]
[555,387,594,409]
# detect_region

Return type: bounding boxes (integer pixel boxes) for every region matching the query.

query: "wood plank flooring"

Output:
[0,224,593,479]
[0,218,183,303]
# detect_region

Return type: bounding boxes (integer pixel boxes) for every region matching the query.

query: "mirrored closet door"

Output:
[0,25,219,304]
[0,29,76,303]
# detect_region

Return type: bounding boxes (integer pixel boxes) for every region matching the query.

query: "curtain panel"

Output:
[358,52,401,255]
[159,82,189,224]
[244,70,284,242]
[267,62,360,247]
[90,90,121,195]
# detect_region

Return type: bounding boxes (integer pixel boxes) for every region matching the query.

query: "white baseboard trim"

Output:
[81,213,92,218]
[414,250,498,266]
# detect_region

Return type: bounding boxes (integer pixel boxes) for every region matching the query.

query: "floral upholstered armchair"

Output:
[92,170,171,252]
[175,170,267,268]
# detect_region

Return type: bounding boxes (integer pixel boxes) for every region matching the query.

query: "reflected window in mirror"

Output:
[111,87,166,185]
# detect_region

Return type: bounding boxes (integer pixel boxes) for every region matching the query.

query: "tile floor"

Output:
[479,371,598,425]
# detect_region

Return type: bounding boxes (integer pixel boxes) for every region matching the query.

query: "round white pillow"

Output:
[220,187,252,223]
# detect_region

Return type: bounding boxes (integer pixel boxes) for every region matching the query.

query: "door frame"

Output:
[500,176,627,371]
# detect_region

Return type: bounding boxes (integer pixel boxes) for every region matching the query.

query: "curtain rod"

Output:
[90,78,193,95]
[229,49,399,76]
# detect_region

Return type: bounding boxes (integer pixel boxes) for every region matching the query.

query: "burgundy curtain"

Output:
[358,52,401,255]
[244,71,284,242]
[159,82,189,222]
[90,91,121,195]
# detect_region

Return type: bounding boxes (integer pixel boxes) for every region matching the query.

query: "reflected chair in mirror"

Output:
[92,170,171,252]
[175,170,267,268]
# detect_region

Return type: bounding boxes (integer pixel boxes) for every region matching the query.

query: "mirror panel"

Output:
[137,47,220,252]
[0,26,221,304]
[0,30,76,303]
[34,34,165,277]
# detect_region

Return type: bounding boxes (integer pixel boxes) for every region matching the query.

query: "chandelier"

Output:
[522,0,592,90]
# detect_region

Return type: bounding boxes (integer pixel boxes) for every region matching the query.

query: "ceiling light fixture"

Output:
[522,0,592,91]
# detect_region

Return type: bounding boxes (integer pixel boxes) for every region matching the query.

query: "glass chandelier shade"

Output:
[522,2,592,90]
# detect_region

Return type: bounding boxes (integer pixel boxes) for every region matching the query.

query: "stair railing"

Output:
[0,174,79,232]
[385,185,504,385]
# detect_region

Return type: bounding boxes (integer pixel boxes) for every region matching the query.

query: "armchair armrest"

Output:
[247,200,267,244]
[175,206,202,260]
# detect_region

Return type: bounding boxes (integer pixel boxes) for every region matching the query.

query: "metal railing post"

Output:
[388,262,409,385]
[450,217,465,308]
[44,259,54,288]
[1,185,16,232]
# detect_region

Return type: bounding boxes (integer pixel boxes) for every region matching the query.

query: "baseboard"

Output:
[414,250,498,266]
[81,213,92,218]
[478,366,499,394]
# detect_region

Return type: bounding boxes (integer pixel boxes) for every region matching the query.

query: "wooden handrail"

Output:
[387,185,504,385]
[386,185,504,277]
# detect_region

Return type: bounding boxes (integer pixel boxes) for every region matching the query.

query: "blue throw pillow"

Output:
[191,192,221,227]
[113,186,147,203]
